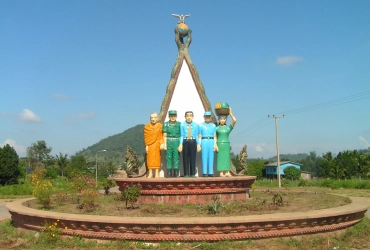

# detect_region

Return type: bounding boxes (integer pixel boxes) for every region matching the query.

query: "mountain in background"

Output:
[268,153,309,162]
[77,124,145,164]
[79,123,367,166]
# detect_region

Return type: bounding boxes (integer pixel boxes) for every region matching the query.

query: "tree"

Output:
[335,151,357,179]
[55,153,69,178]
[283,166,301,180]
[357,154,370,178]
[98,160,116,179]
[27,140,52,168]
[0,144,20,185]
[318,151,336,178]
[246,160,264,179]
[328,164,345,180]
[299,151,319,176]
[65,155,88,177]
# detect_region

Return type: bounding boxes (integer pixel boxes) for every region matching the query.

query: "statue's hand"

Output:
[214,145,218,152]
[145,146,148,154]
[197,145,201,152]
[178,144,183,152]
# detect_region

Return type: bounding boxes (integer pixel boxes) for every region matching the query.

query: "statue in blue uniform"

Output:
[199,111,217,177]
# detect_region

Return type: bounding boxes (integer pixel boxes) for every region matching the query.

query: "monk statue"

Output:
[144,112,164,178]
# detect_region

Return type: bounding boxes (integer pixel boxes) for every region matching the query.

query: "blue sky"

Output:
[1,1,370,159]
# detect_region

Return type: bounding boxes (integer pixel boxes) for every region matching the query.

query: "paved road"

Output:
[0,201,11,221]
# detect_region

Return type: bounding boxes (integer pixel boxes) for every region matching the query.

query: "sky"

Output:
[1,1,370,159]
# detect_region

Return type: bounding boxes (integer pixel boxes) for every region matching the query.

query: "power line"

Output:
[230,117,269,139]
[277,90,370,115]
[230,90,370,142]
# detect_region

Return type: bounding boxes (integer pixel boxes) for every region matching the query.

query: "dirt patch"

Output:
[24,190,351,217]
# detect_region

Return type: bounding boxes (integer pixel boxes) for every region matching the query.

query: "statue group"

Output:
[141,16,239,179]
[144,105,236,178]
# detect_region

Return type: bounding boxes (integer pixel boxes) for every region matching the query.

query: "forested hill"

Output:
[77,124,145,163]
[268,153,309,162]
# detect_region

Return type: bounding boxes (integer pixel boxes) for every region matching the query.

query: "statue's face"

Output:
[204,115,211,123]
[185,112,193,123]
[219,117,226,125]
[150,114,158,124]
[169,114,177,123]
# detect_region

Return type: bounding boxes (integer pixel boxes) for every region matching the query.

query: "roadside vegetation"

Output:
[1,140,370,248]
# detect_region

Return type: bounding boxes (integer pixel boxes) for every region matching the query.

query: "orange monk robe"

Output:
[144,123,163,169]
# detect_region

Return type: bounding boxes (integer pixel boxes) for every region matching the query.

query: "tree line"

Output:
[1,138,369,185]
[233,149,370,180]
[0,140,117,186]
[298,150,370,179]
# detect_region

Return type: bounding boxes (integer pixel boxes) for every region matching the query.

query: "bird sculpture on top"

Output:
[172,14,190,24]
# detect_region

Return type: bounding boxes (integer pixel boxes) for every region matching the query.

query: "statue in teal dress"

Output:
[215,107,237,177]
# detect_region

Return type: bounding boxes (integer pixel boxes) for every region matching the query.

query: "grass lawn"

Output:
[0,186,369,249]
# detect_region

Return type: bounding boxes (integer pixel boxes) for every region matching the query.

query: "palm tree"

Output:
[358,154,370,178]
[56,153,69,178]
[328,164,345,180]
[322,151,335,177]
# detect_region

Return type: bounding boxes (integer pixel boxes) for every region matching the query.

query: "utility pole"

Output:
[268,115,285,188]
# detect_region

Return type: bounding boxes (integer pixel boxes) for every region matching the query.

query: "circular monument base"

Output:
[6,196,368,242]
[113,176,256,204]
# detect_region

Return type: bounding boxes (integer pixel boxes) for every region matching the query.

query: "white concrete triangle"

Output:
[165,59,206,123]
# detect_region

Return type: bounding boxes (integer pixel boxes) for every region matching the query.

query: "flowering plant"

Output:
[41,219,61,242]
[79,188,99,211]
[33,179,53,208]
[70,173,96,193]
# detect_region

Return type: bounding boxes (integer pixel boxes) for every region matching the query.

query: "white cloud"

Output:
[359,136,370,148]
[255,145,264,152]
[52,93,70,100]
[0,112,7,117]
[17,109,42,123]
[276,55,303,66]
[0,139,26,155]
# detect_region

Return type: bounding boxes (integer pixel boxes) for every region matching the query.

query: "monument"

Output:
[114,14,256,205]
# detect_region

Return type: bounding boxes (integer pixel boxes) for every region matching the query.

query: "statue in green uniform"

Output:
[162,110,181,178]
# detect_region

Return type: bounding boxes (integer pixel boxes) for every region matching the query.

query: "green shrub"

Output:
[45,167,58,179]
[282,180,290,188]
[115,183,142,209]
[283,166,301,180]
[102,179,116,195]
[79,188,99,212]
[0,183,33,196]
[208,195,222,215]
[298,179,309,187]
